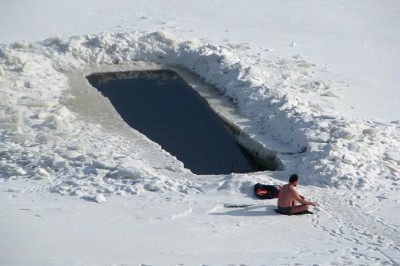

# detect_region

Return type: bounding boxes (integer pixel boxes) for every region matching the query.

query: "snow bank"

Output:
[1,31,399,200]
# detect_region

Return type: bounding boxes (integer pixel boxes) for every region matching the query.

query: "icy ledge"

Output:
[68,63,283,171]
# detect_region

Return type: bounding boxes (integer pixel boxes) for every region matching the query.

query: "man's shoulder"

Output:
[287,184,297,192]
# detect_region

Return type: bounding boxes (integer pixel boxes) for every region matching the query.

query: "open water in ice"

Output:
[87,70,267,175]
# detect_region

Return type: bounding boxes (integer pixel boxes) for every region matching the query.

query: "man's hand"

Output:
[300,195,316,207]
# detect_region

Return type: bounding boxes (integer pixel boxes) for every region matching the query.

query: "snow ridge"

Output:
[0,31,399,200]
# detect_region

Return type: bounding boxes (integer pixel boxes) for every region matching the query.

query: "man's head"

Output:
[289,174,299,186]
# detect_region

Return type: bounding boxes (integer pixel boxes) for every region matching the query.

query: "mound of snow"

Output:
[0,31,399,199]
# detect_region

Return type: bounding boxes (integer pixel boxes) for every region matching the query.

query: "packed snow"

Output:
[0,0,399,265]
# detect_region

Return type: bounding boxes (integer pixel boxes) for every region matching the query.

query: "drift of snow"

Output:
[0,1,399,265]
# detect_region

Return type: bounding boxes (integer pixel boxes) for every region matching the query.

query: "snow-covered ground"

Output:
[0,1,399,265]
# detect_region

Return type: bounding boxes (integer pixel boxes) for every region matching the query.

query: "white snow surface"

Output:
[0,1,399,265]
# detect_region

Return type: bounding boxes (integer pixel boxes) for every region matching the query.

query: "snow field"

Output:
[1,31,399,194]
[1,178,398,265]
[0,29,399,264]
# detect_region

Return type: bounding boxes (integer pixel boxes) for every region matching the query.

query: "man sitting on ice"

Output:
[277,174,317,215]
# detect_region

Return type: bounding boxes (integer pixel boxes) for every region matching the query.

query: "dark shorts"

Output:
[277,206,292,214]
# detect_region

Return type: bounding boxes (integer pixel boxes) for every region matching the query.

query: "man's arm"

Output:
[290,186,317,206]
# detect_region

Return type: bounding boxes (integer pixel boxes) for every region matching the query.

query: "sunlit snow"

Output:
[0,1,399,265]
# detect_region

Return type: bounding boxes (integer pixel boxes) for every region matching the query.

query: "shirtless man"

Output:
[277,174,317,214]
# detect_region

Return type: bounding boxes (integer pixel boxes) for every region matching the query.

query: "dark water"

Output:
[87,70,266,175]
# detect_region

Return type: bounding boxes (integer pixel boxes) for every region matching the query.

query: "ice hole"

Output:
[87,69,277,175]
